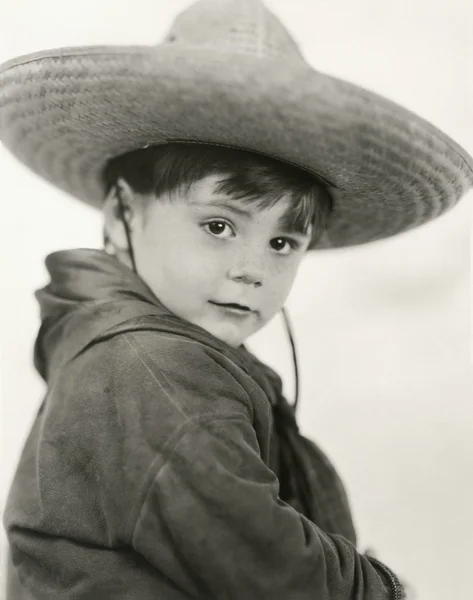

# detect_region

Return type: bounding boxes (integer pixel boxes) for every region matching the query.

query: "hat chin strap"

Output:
[116,184,138,274]
[280,306,300,413]
[116,184,300,415]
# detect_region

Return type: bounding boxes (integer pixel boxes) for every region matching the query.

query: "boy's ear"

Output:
[102,177,137,252]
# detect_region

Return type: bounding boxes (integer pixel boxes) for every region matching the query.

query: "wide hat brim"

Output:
[1,44,472,250]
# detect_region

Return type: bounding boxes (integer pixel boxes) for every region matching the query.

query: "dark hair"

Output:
[102,142,332,246]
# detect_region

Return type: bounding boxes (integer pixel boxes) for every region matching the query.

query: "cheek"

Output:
[164,242,223,285]
[270,260,299,287]
[265,262,300,303]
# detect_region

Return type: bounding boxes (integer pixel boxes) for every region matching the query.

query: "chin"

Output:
[210,326,246,349]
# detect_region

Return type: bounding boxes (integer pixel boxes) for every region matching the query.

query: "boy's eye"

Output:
[270,238,300,255]
[204,220,234,238]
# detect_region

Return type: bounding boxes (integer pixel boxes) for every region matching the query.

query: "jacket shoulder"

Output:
[68,327,256,425]
[34,328,264,543]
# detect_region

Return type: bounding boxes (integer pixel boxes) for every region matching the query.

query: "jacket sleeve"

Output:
[129,347,404,599]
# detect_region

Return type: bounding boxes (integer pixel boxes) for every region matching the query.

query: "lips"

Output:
[210,301,252,312]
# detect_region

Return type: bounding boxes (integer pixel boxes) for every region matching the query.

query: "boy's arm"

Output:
[132,416,404,599]
[128,341,405,599]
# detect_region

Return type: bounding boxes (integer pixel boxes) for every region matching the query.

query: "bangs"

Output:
[212,176,330,238]
[103,142,333,245]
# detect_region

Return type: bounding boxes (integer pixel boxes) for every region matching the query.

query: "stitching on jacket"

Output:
[123,333,188,418]
[129,415,254,548]
[126,330,254,423]
[121,332,255,539]
[130,416,260,546]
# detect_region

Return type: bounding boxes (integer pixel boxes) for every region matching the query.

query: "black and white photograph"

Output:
[1,1,472,598]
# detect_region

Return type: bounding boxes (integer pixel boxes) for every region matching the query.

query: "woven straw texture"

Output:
[0,0,472,249]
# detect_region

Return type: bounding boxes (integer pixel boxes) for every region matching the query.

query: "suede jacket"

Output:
[3,249,405,599]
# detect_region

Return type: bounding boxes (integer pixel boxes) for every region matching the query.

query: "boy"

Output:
[1,0,472,598]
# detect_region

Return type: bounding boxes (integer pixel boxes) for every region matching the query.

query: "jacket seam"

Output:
[122,331,255,540]
[129,415,253,547]
[123,333,188,419]
[125,331,254,422]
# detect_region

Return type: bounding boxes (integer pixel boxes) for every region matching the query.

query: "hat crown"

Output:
[161,0,304,61]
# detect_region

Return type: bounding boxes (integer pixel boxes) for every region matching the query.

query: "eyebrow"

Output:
[190,200,253,219]
[190,199,311,238]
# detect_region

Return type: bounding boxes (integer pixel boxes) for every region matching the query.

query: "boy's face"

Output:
[106,174,312,348]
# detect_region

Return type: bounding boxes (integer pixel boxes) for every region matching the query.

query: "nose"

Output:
[232,274,263,287]
[228,251,265,287]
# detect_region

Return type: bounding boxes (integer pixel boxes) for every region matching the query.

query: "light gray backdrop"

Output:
[1,1,472,599]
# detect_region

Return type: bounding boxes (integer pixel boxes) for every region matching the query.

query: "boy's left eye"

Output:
[270,238,300,255]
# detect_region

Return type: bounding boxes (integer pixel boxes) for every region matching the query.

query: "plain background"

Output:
[0,1,472,598]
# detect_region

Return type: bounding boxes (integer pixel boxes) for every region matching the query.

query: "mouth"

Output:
[209,301,254,315]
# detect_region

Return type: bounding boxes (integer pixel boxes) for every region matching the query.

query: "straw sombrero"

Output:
[0,0,472,249]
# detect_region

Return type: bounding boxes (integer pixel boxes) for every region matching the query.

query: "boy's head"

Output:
[101,143,332,347]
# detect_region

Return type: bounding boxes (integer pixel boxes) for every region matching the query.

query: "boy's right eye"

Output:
[203,220,235,239]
